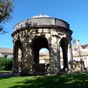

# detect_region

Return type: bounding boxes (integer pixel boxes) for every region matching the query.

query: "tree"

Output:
[0,0,13,32]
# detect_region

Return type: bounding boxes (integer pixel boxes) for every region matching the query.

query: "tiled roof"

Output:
[81,44,88,49]
[0,48,13,54]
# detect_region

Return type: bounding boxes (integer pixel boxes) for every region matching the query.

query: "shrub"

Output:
[0,57,12,70]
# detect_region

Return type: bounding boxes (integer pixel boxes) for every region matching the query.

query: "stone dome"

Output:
[14,14,70,31]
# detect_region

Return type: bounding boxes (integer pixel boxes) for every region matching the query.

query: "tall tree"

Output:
[0,0,13,32]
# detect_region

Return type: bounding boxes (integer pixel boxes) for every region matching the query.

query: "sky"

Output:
[0,0,88,48]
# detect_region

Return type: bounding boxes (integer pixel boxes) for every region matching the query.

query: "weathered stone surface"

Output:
[12,14,72,75]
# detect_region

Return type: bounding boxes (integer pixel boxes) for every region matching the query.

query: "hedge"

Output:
[0,57,12,70]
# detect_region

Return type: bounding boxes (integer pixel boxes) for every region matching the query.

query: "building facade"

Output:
[0,48,13,58]
[71,44,88,72]
[12,14,73,75]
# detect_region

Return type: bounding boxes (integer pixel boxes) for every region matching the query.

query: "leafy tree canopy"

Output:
[0,0,13,22]
[0,0,13,32]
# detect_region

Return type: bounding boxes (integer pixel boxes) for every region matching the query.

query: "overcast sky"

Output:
[0,0,88,48]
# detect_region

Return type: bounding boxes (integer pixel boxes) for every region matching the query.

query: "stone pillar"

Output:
[49,33,61,74]
[20,47,33,75]
[20,36,33,75]
[56,37,61,72]
[48,33,56,74]
[68,42,73,69]
[12,45,19,73]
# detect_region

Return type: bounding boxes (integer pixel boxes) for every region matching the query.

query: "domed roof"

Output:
[14,14,70,31]
[32,13,50,18]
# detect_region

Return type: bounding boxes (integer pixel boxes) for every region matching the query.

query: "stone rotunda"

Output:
[12,14,73,75]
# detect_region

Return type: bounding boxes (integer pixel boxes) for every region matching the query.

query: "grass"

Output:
[0,74,88,88]
[0,70,11,72]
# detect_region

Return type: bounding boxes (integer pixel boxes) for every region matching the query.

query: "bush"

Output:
[0,57,12,70]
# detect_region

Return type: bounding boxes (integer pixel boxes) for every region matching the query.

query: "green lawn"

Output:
[0,74,88,88]
[0,70,11,72]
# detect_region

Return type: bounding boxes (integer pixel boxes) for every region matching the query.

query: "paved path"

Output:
[0,72,14,78]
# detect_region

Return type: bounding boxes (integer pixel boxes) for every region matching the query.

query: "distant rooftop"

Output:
[0,48,13,54]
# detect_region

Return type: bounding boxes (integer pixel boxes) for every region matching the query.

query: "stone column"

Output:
[48,33,56,74]
[20,47,33,75]
[56,37,61,73]
[49,34,61,74]
[68,42,73,69]
[12,44,19,73]
[20,36,33,75]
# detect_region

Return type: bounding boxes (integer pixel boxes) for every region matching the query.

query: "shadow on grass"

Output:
[9,74,88,88]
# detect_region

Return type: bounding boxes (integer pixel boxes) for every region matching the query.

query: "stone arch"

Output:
[13,40,23,73]
[32,36,49,64]
[60,37,68,71]
[32,36,49,74]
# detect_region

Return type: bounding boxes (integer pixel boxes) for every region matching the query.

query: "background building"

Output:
[0,48,13,58]
[72,44,88,71]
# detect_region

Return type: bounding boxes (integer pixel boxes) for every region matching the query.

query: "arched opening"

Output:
[13,40,23,73]
[39,48,49,64]
[60,38,68,71]
[32,36,49,74]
